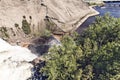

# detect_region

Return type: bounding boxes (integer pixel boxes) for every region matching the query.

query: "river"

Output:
[76,2,120,33]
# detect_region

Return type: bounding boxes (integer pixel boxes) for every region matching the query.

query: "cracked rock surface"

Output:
[0,0,93,32]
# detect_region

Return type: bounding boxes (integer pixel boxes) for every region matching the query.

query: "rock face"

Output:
[44,0,91,31]
[0,38,37,80]
[0,0,90,28]
[0,0,96,41]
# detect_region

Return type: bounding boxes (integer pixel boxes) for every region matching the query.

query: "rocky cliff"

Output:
[0,1,98,80]
[0,38,37,80]
[0,0,97,43]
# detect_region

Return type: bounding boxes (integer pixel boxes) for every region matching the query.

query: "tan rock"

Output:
[0,0,97,31]
[0,0,98,43]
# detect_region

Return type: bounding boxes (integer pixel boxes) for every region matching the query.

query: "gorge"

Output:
[0,0,98,80]
[0,0,98,43]
[0,0,120,80]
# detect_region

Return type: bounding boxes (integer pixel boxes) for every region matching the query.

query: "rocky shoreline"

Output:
[74,6,99,31]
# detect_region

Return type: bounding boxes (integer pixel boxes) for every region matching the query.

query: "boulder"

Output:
[0,38,37,80]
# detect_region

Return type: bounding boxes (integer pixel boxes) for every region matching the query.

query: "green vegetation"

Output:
[87,2,104,6]
[88,2,97,6]
[22,19,31,35]
[33,27,52,38]
[0,27,9,39]
[40,14,120,80]
[41,35,83,80]
[45,18,57,33]
[42,29,52,37]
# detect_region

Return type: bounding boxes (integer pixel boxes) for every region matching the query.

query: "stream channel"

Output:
[76,1,120,33]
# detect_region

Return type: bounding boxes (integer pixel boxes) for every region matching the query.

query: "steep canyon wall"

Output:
[0,0,97,43]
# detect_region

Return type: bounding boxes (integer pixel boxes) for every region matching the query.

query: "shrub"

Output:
[22,19,31,35]
[0,27,9,38]
[39,14,120,80]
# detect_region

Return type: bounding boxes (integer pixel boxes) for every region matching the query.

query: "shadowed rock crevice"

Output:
[28,36,61,56]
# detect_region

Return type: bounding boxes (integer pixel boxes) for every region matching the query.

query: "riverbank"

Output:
[73,6,99,32]
[59,6,99,33]
[87,1,105,6]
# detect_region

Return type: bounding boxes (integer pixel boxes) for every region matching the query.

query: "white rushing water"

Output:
[0,38,37,80]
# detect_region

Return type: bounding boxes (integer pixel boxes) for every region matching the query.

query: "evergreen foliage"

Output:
[40,14,120,80]
[42,29,52,37]
[0,27,9,38]
[22,19,31,35]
